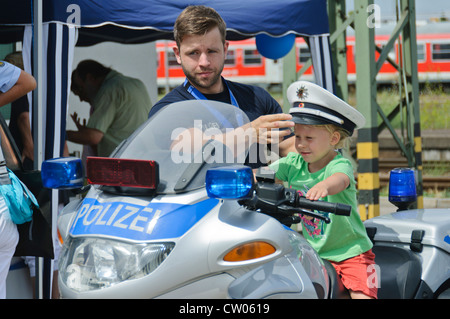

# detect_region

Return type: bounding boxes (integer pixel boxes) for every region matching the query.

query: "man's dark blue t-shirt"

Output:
[149,78,283,120]
[148,78,286,168]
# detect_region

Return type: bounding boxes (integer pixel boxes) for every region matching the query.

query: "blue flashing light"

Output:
[206,166,253,199]
[388,168,417,205]
[41,157,84,189]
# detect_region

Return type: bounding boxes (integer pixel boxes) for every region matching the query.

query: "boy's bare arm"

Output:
[306,172,350,201]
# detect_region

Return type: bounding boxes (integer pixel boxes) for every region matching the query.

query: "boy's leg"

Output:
[330,249,378,299]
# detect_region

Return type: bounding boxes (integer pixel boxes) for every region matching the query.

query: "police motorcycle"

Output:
[42,100,353,299]
[43,100,450,299]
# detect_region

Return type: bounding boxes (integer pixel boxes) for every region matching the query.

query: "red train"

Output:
[156,22,450,88]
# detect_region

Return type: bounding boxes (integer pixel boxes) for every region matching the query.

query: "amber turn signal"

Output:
[223,241,276,262]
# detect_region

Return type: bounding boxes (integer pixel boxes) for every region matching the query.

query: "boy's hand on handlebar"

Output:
[306,173,350,201]
[305,181,329,201]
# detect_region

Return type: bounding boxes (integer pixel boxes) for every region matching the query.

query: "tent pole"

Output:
[33,0,47,299]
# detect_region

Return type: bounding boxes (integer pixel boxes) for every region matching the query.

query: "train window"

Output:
[167,52,180,67]
[298,47,311,64]
[432,43,450,61]
[244,49,262,65]
[225,49,236,66]
[417,43,425,62]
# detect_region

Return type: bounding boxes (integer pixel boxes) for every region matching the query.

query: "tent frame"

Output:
[2,0,336,298]
[328,0,423,220]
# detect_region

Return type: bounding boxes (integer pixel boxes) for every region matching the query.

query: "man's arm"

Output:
[279,136,295,157]
[17,111,34,161]
[250,113,294,144]
[66,126,104,146]
[250,113,295,158]
[0,70,36,107]
[67,112,104,147]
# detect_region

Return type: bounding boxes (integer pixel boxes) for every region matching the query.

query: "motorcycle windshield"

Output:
[113,100,254,194]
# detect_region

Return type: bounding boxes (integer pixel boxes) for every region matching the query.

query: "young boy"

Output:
[269,81,377,299]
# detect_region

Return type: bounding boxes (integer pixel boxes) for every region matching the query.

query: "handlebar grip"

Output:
[333,203,353,216]
[297,197,352,216]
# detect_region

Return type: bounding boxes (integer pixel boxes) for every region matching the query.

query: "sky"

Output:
[346,0,450,22]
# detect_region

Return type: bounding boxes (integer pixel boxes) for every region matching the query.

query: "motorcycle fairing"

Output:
[69,197,219,242]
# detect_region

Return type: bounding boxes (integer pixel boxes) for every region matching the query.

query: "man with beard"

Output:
[149,5,295,166]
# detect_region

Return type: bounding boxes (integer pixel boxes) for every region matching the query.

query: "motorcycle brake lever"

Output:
[297,208,331,223]
[277,205,331,223]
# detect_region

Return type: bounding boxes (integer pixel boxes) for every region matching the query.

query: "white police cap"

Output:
[287,81,365,135]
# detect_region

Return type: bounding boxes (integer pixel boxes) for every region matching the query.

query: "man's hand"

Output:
[250,113,294,145]
[67,113,103,146]
[70,112,87,130]
[17,112,34,162]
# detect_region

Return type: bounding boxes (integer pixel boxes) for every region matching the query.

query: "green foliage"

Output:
[376,84,450,130]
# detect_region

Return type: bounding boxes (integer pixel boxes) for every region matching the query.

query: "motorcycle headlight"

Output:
[59,237,174,293]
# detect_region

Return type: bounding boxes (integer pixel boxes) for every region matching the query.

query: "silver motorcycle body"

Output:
[53,101,329,299]
[364,208,450,299]
[47,100,450,300]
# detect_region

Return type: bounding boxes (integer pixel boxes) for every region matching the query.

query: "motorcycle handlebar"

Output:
[241,184,352,220]
[296,196,351,216]
[243,170,353,225]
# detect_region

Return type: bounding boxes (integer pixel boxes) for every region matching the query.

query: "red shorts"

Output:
[330,249,378,299]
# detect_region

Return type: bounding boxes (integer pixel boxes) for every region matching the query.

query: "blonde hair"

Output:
[312,124,350,149]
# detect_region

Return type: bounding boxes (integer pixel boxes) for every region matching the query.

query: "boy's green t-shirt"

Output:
[270,152,372,262]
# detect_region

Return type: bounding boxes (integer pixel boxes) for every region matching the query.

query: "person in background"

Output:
[2,53,64,299]
[0,60,35,107]
[3,52,34,169]
[68,59,152,157]
[0,59,36,299]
